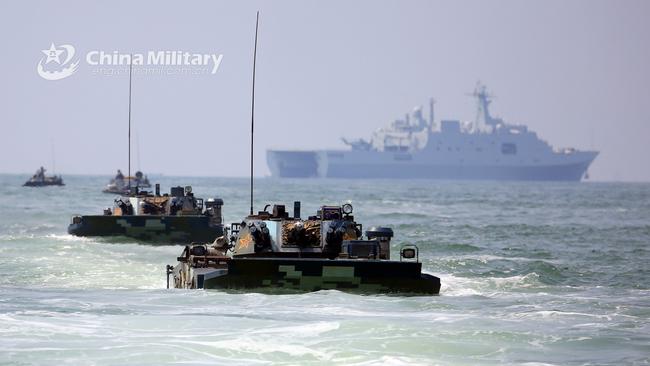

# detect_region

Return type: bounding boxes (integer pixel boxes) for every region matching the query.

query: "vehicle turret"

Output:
[230,202,370,259]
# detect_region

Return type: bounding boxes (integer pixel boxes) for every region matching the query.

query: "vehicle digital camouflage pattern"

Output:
[69,184,224,244]
[169,202,441,295]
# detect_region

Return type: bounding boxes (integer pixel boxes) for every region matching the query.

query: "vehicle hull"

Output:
[23,181,65,187]
[173,257,441,295]
[68,215,223,244]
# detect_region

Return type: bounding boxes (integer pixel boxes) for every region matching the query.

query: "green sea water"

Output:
[0,174,648,365]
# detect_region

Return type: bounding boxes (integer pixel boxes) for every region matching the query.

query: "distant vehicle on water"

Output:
[103,170,151,195]
[267,83,598,181]
[23,167,64,187]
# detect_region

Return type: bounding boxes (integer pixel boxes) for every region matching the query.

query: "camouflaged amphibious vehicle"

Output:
[168,202,440,294]
[103,170,152,195]
[69,185,224,243]
[23,167,64,187]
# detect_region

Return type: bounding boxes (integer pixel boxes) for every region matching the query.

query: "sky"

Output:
[1,0,649,181]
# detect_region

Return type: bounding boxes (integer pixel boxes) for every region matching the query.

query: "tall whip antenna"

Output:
[128,54,133,191]
[51,140,56,174]
[250,11,259,215]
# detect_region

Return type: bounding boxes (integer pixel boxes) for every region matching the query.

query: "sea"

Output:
[0,174,648,365]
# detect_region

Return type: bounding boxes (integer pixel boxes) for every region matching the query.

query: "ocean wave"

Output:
[435,272,545,297]
[416,242,482,253]
[512,310,613,321]
[375,212,432,219]
[0,222,60,236]
[427,255,566,286]
[45,234,94,242]
[439,254,561,266]
[0,233,92,243]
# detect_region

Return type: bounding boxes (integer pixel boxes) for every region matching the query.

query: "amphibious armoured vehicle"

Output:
[103,170,151,195]
[23,167,64,187]
[168,202,440,294]
[69,184,224,243]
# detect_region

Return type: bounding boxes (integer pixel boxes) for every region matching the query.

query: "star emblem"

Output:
[41,43,64,64]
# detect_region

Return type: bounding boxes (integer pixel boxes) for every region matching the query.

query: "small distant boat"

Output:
[103,170,151,195]
[101,59,152,196]
[23,167,64,187]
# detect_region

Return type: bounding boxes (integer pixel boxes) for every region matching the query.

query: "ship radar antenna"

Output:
[128,54,133,192]
[467,81,496,130]
[249,11,259,216]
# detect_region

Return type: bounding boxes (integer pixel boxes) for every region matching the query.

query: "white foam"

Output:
[45,233,95,242]
[434,272,542,297]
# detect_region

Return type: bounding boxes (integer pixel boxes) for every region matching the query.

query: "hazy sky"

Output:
[1,0,649,181]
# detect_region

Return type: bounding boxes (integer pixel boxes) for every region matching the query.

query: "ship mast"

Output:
[249,11,259,216]
[473,82,495,130]
[429,98,435,129]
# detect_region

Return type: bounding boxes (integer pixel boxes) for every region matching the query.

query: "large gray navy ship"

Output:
[267,84,598,181]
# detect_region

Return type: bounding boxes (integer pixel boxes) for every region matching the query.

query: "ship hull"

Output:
[267,151,320,177]
[268,150,598,181]
[324,162,592,181]
[68,215,223,244]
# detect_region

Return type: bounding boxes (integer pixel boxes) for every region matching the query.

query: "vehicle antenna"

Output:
[128,54,133,191]
[136,131,141,171]
[249,11,259,216]
[51,140,56,174]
